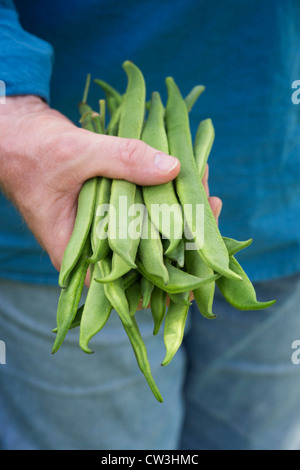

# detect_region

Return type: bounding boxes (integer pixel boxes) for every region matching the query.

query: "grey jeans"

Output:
[179,271,300,450]
[0,280,185,450]
[1,272,300,450]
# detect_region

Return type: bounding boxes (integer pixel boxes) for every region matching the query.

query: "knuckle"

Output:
[119,138,146,167]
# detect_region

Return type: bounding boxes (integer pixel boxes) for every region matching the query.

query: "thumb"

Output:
[74,129,181,186]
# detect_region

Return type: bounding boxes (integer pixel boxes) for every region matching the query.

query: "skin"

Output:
[0,95,222,287]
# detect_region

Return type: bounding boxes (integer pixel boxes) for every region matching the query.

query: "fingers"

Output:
[76,130,181,186]
[209,196,223,225]
[202,164,209,197]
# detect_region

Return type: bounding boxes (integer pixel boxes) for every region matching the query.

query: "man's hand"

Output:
[0,95,222,276]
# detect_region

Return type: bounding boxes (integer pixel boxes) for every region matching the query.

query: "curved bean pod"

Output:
[193,118,215,180]
[126,279,142,317]
[52,238,91,354]
[121,315,163,403]
[185,247,216,319]
[108,61,146,267]
[88,176,111,264]
[216,255,276,310]
[136,258,219,294]
[223,236,253,256]
[79,263,113,354]
[138,208,169,285]
[141,276,154,309]
[161,291,190,366]
[141,91,183,254]
[165,76,241,282]
[97,256,133,328]
[58,177,98,288]
[184,85,205,112]
[150,286,167,335]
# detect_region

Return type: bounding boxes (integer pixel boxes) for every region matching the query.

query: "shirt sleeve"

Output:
[0,0,54,102]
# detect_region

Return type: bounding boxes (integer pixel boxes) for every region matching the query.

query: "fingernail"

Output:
[154,153,178,172]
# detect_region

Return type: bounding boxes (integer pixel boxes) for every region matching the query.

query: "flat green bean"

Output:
[108,61,145,267]
[184,85,205,112]
[185,247,216,319]
[141,276,154,309]
[126,279,142,317]
[121,315,163,403]
[161,291,190,366]
[99,185,145,282]
[136,257,219,294]
[88,176,111,264]
[216,255,276,310]
[58,177,98,288]
[222,236,253,256]
[58,269,140,334]
[52,238,91,354]
[97,255,133,328]
[79,263,113,354]
[150,286,167,335]
[193,118,215,180]
[138,207,169,285]
[141,91,183,254]
[163,238,185,268]
[165,76,242,282]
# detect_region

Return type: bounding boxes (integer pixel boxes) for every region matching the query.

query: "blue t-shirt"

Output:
[1,0,300,285]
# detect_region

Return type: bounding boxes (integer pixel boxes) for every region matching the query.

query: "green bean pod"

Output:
[193,118,215,180]
[216,255,276,310]
[184,85,205,112]
[138,208,169,285]
[121,315,163,403]
[136,258,219,294]
[79,263,113,354]
[88,176,111,264]
[185,248,216,319]
[94,78,123,116]
[141,276,154,309]
[52,238,91,354]
[108,61,146,267]
[97,255,133,328]
[57,270,140,334]
[169,291,192,306]
[163,238,185,268]
[150,286,167,335]
[222,236,253,256]
[99,185,145,282]
[58,177,98,288]
[52,304,84,333]
[126,279,142,317]
[141,91,183,254]
[165,76,241,282]
[161,291,190,366]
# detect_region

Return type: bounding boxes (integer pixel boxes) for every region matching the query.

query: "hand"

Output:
[0,95,222,288]
[0,95,181,273]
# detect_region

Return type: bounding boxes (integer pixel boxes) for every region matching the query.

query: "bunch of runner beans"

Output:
[52,61,276,402]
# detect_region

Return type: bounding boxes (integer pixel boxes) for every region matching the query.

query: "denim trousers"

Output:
[0,272,300,450]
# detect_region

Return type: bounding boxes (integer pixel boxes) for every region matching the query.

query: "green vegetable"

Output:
[165,76,241,282]
[53,61,276,403]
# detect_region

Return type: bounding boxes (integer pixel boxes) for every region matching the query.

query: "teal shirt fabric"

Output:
[1,0,300,284]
